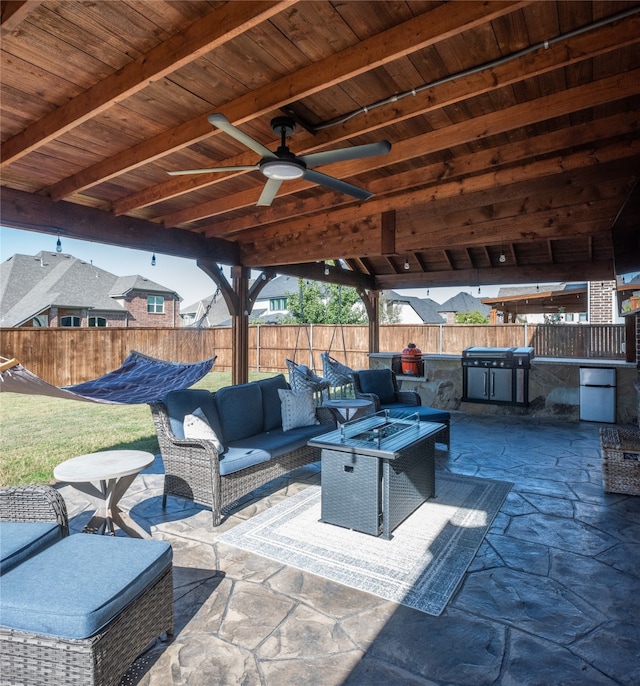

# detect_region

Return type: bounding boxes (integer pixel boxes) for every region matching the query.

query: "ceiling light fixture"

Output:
[151,253,156,266]
[260,158,306,180]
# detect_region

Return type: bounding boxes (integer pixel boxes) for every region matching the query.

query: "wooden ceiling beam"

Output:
[374,260,615,290]
[116,9,640,215]
[220,154,638,257]
[45,0,527,201]
[0,1,295,168]
[1,1,43,35]
[0,187,240,265]
[240,191,625,267]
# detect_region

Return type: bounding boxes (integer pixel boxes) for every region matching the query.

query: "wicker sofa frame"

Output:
[0,486,174,686]
[149,401,334,527]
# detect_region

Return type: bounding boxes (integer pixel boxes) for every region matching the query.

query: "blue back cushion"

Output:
[164,389,221,439]
[257,374,289,431]
[215,383,264,442]
[0,522,63,575]
[357,369,397,404]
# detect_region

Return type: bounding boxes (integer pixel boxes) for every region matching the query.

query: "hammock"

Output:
[0,351,215,405]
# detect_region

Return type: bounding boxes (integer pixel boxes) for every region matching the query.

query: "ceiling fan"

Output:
[167,113,391,206]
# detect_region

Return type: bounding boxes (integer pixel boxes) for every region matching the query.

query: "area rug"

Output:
[219,472,512,615]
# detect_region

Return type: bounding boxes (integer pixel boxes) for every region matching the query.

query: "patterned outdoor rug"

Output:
[219,472,512,615]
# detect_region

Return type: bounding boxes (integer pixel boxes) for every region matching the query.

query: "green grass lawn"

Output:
[0,371,273,487]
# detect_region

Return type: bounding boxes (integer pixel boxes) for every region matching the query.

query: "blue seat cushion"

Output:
[384,404,450,423]
[356,370,397,404]
[0,522,63,575]
[0,535,172,640]
[164,389,221,439]
[256,374,289,431]
[220,424,329,475]
[216,383,264,443]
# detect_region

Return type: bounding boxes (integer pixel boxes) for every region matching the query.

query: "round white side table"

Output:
[54,450,155,538]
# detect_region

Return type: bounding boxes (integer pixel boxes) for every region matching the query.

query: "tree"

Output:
[455,310,490,324]
[379,293,402,323]
[281,279,367,324]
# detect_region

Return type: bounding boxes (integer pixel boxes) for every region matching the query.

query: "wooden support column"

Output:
[358,288,380,359]
[231,266,250,385]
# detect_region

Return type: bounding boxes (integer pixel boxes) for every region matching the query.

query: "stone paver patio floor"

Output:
[57,413,640,686]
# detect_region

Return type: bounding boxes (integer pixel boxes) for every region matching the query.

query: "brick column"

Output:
[588,280,615,323]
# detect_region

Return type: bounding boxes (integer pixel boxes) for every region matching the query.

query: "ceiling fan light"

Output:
[261,159,305,180]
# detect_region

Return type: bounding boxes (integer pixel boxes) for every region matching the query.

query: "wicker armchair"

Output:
[352,368,451,448]
[0,484,69,536]
[0,486,174,686]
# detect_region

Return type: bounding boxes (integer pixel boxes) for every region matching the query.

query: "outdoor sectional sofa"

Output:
[149,373,336,526]
[0,485,173,686]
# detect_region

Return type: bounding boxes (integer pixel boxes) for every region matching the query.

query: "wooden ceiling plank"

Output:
[0,1,296,169]
[181,69,640,231]
[116,10,640,216]
[43,0,526,201]
[199,109,638,234]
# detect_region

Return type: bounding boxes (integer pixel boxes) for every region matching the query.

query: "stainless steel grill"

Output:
[462,347,534,405]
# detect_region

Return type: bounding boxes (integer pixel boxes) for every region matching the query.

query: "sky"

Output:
[1,225,535,306]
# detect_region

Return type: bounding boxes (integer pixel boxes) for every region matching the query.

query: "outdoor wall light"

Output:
[499,251,506,263]
[56,236,62,253]
[324,262,330,275]
[403,258,410,270]
[151,253,156,266]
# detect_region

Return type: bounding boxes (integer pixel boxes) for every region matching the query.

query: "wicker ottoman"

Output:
[600,426,640,496]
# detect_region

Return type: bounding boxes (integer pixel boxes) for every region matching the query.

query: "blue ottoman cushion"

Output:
[0,534,172,639]
[0,522,63,575]
[385,405,450,423]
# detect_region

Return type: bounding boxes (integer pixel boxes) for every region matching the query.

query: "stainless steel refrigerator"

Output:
[579,367,616,423]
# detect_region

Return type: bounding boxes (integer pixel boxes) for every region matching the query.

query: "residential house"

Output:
[437,292,490,324]
[481,281,623,324]
[0,252,181,328]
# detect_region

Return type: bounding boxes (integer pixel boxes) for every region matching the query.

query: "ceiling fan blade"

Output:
[208,113,275,159]
[167,165,257,176]
[257,178,283,206]
[300,140,391,169]
[303,169,373,201]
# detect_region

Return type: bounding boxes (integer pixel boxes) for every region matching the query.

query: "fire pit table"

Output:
[308,411,443,539]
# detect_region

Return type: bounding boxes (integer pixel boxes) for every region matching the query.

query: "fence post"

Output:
[439,324,443,354]
[524,322,528,347]
[256,324,260,372]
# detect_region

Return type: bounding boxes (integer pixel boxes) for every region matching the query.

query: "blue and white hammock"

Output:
[0,351,215,405]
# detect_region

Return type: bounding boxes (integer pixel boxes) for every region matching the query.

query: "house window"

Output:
[147,295,164,314]
[269,297,287,311]
[88,316,107,327]
[60,316,80,327]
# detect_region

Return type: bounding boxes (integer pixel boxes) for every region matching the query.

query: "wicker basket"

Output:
[600,427,640,496]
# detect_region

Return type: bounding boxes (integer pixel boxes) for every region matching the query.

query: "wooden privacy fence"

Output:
[0,323,625,387]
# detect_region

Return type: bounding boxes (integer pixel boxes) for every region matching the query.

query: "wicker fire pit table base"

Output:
[309,412,442,539]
